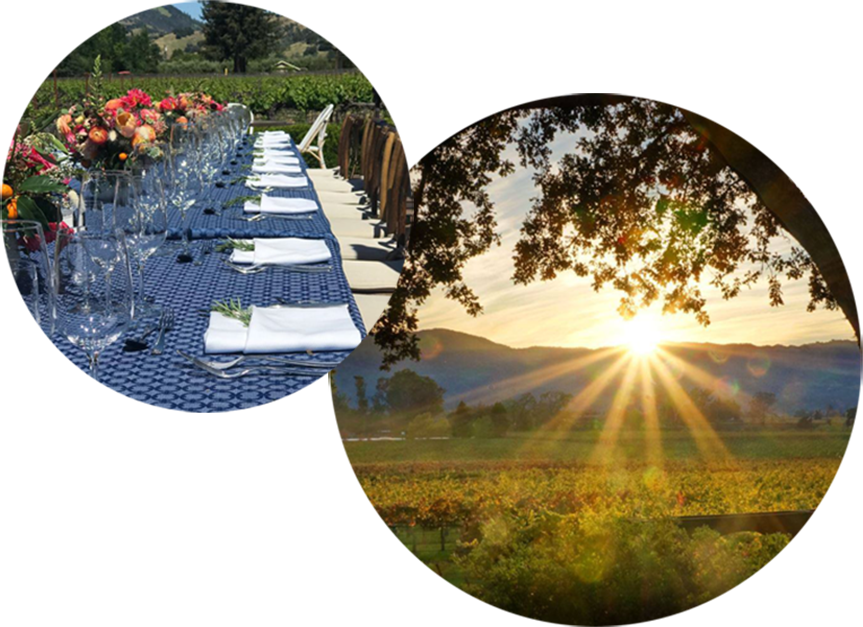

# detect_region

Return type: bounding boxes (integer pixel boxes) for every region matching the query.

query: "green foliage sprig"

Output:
[214,238,254,253]
[211,298,252,327]
[223,194,261,208]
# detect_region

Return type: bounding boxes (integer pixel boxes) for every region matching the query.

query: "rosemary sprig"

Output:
[214,238,254,253]
[211,298,252,327]
[223,194,261,208]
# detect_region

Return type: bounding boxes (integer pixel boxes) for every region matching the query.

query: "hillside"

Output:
[335,329,862,414]
[120,6,202,38]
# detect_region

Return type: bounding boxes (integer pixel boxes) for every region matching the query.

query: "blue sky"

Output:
[173,2,203,19]
[419,126,854,349]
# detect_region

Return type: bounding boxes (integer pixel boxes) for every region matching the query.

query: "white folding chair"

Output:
[297,104,335,168]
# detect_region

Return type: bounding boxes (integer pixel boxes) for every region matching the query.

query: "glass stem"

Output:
[138,261,146,306]
[90,351,102,414]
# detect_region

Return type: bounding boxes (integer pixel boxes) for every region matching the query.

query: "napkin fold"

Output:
[203,305,361,354]
[246,175,309,189]
[245,305,362,354]
[203,312,249,354]
[229,238,332,266]
[243,196,318,214]
[251,163,303,175]
[254,155,301,166]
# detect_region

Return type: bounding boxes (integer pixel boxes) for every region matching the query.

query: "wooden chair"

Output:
[337,114,354,178]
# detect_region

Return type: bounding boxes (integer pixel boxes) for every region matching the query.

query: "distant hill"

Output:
[335,329,862,414]
[120,6,202,38]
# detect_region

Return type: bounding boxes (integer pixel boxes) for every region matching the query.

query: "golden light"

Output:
[623,315,662,356]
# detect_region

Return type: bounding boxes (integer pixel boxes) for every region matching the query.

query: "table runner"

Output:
[49,135,367,412]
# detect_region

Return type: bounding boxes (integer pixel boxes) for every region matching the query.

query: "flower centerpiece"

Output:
[157,91,226,127]
[55,57,166,170]
[2,126,74,231]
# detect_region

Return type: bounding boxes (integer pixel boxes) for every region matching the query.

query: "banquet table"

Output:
[48,134,367,412]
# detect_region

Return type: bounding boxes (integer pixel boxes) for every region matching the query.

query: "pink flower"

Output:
[139,108,161,125]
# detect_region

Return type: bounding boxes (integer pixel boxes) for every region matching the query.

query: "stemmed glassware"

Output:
[115,171,168,319]
[53,228,133,379]
[2,219,55,333]
[166,125,198,263]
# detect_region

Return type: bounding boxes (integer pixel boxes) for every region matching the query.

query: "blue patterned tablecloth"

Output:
[166,136,333,240]
[49,134,365,413]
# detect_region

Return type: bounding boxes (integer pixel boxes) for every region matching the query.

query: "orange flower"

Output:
[175,116,188,126]
[1,183,12,200]
[56,114,73,136]
[131,124,156,148]
[119,153,128,162]
[88,127,109,145]
[105,99,125,112]
[6,197,18,219]
[115,111,137,138]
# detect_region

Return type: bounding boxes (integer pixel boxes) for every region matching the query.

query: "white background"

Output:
[0,418,327,627]
[416,0,863,93]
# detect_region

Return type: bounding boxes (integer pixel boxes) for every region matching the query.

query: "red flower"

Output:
[45,221,73,244]
[18,234,42,253]
[122,89,152,109]
[158,97,178,113]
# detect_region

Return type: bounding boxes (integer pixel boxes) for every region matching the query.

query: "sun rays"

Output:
[505,338,735,466]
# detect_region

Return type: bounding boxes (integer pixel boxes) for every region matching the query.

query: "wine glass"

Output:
[167,125,198,263]
[115,172,168,320]
[78,171,128,274]
[53,229,133,380]
[2,219,55,333]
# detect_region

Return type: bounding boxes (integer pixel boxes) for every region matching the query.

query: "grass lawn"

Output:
[344,428,851,465]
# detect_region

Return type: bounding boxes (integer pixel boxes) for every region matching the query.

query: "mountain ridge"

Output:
[335,328,861,414]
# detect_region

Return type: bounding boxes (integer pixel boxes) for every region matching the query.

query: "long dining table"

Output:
[49,133,367,412]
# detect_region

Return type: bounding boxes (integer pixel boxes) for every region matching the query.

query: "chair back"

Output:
[298,104,335,152]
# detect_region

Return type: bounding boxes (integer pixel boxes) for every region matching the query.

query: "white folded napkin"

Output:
[203,305,362,354]
[262,131,289,138]
[252,163,303,175]
[229,238,332,266]
[245,305,362,354]
[246,175,309,189]
[203,312,249,354]
[258,147,296,156]
[243,196,318,214]
[255,137,292,147]
[254,155,301,166]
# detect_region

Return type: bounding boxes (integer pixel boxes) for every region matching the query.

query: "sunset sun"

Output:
[623,315,662,355]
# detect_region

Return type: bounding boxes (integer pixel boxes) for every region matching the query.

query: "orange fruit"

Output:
[7,197,18,219]
[1,183,12,200]
[119,153,128,162]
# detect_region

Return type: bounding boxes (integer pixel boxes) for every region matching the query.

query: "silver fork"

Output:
[222,260,332,275]
[150,308,175,355]
[235,213,314,222]
[177,350,340,371]
[178,352,320,379]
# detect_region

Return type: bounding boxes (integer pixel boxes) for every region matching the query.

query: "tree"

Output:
[122,30,162,74]
[375,95,856,368]
[449,401,475,438]
[490,402,511,437]
[381,369,444,419]
[846,406,857,428]
[508,393,538,431]
[354,375,369,416]
[201,2,283,73]
[406,412,451,439]
[688,386,741,425]
[749,392,777,424]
